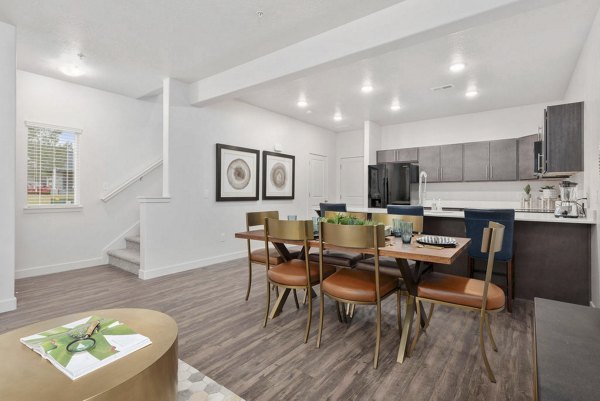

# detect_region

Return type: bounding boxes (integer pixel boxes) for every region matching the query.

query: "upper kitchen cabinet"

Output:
[463,142,490,181]
[489,139,518,181]
[396,147,418,162]
[417,146,440,182]
[376,149,396,163]
[518,134,540,180]
[544,102,584,174]
[439,144,463,182]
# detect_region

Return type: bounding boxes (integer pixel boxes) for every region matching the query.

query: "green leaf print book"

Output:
[20,315,152,380]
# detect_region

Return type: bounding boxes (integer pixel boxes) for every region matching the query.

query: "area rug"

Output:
[178,360,245,401]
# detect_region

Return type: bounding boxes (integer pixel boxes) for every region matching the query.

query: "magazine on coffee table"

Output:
[20,315,152,380]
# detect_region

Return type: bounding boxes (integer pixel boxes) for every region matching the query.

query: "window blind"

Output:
[26,123,80,206]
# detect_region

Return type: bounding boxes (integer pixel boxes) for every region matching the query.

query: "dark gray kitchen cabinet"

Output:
[439,144,463,182]
[417,146,440,182]
[376,149,396,163]
[489,139,517,181]
[463,142,490,181]
[518,134,539,180]
[396,147,418,162]
[544,102,584,174]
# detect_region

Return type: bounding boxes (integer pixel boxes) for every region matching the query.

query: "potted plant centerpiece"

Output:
[540,185,558,199]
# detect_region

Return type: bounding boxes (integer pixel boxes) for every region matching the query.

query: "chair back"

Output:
[464,209,514,262]
[387,205,424,216]
[323,211,368,221]
[319,202,346,216]
[246,211,279,229]
[264,218,313,271]
[371,213,423,234]
[480,221,505,312]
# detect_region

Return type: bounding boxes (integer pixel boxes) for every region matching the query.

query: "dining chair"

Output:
[245,211,301,301]
[355,212,423,277]
[464,209,515,312]
[263,218,336,343]
[307,211,366,270]
[319,202,347,217]
[387,205,425,216]
[409,221,506,382]
[316,221,402,369]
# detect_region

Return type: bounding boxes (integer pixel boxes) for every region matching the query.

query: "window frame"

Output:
[24,121,82,211]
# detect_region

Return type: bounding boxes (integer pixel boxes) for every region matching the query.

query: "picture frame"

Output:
[262,151,295,200]
[216,144,260,201]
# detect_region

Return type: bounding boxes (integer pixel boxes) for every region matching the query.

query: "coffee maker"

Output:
[554,181,582,218]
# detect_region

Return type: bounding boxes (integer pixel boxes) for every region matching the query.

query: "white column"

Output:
[363,121,382,207]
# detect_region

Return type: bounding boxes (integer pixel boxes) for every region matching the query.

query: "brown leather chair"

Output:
[409,221,506,383]
[316,221,403,369]
[263,218,336,343]
[307,211,368,269]
[355,213,423,277]
[245,211,301,301]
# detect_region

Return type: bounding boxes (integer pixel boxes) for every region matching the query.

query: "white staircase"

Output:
[108,235,140,274]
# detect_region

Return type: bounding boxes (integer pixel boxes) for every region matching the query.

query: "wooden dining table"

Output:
[235,229,471,363]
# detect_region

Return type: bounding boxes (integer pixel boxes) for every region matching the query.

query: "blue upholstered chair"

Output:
[387,205,424,217]
[319,202,347,217]
[464,209,515,312]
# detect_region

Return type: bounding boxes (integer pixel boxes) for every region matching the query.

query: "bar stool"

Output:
[464,209,515,312]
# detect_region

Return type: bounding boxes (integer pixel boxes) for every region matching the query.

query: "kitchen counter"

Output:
[347,207,596,224]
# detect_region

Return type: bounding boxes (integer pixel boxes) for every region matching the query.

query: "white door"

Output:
[340,156,364,208]
[308,154,327,217]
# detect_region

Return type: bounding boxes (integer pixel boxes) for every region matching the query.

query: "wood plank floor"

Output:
[0,260,534,401]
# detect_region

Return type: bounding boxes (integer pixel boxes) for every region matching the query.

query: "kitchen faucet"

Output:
[418,171,427,206]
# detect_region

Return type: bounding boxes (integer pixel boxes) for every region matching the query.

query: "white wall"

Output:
[380,102,562,207]
[335,129,363,202]
[15,71,163,278]
[564,6,600,307]
[0,22,16,312]
[140,100,336,278]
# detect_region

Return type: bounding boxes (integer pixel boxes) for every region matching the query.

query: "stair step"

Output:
[125,235,140,251]
[108,248,140,275]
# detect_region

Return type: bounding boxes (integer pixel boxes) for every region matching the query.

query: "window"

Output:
[26,122,81,207]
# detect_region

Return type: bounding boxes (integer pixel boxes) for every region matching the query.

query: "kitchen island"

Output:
[348,207,596,305]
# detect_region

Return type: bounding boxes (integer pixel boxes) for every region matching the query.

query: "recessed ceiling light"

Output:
[306,110,313,114]
[361,84,374,93]
[297,99,308,108]
[390,101,401,111]
[450,63,466,72]
[465,89,479,98]
[333,112,342,121]
[59,64,84,77]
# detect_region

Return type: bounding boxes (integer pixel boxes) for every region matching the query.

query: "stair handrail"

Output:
[101,159,163,202]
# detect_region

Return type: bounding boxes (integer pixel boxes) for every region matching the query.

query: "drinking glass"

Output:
[401,221,413,244]
[392,219,402,237]
[287,215,297,221]
[312,216,319,234]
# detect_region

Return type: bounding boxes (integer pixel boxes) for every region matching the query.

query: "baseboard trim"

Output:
[591,301,597,308]
[138,250,247,280]
[16,257,105,279]
[0,297,17,313]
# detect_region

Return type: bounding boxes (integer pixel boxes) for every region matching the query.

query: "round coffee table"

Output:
[0,308,178,401]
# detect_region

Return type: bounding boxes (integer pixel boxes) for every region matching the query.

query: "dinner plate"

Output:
[416,235,457,248]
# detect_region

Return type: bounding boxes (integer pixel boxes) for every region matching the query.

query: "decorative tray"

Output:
[416,235,457,248]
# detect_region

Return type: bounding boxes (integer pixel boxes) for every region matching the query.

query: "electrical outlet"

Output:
[219,233,226,242]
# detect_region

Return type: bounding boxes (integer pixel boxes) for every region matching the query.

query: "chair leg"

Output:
[479,313,496,383]
[293,289,300,310]
[303,290,308,305]
[317,288,325,348]
[263,280,271,328]
[245,260,253,301]
[335,301,343,323]
[304,287,313,343]
[396,291,402,334]
[374,301,382,369]
[507,259,514,313]
[425,303,435,329]
[485,313,498,352]
[409,299,422,356]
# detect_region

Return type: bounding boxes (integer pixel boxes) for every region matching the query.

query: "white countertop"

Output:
[347,207,596,225]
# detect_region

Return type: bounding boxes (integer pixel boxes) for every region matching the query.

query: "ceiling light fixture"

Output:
[465,88,479,98]
[390,101,401,111]
[297,99,308,108]
[333,112,343,121]
[361,84,374,93]
[449,62,466,72]
[59,64,85,77]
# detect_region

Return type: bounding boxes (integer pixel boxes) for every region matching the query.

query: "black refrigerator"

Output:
[368,163,418,208]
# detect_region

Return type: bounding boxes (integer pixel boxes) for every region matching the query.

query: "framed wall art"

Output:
[262,151,295,200]
[216,144,259,201]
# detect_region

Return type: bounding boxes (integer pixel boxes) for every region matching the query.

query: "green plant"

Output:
[523,184,531,195]
[539,185,555,192]
[320,214,377,226]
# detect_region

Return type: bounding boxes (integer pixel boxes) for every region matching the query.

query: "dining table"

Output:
[235,228,471,363]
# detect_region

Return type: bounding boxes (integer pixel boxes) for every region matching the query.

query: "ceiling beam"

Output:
[189,0,564,107]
